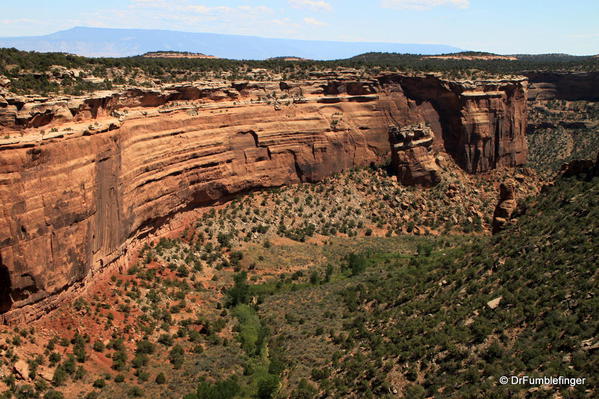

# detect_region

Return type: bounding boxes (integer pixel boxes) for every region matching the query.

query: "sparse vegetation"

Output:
[2,48,597,96]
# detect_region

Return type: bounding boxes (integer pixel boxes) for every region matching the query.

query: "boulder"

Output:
[487,296,503,310]
[13,360,30,380]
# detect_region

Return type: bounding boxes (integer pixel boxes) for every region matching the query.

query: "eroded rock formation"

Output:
[492,180,518,234]
[525,72,599,102]
[0,72,528,322]
[390,123,440,186]
[378,75,528,174]
[560,151,599,178]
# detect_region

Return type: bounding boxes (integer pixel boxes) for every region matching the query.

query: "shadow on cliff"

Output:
[0,263,13,314]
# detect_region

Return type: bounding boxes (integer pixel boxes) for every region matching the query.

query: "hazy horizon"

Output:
[0,26,466,59]
[1,0,598,55]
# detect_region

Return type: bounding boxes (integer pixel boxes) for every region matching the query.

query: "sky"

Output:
[0,0,598,55]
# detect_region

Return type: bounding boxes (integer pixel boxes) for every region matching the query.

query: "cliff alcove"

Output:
[0,264,13,314]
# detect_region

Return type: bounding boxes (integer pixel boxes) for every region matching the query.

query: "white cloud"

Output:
[238,5,274,15]
[0,18,35,24]
[304,17,326,26]
[273,18,298,26]
[381,0,469,10]
[289,0,332,12]
[131,1,272,16]
[129,0,171,7]
[187,5,235,14]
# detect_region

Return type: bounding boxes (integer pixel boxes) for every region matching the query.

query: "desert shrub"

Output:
[158,334,174,347]
[226,272,250,307]
[43,391,64,399]
[135,340,155,354]
[72,334,86,363]
[127,386,144,397]
[155,372,166,385]
[169,345,185,369]
[52,366,68,387]
[92,341,104,352]
[13,385,37,399]
[92,379,105,388]
[291,379,317,399]
[257,374,280,399]
[195,376,241,399]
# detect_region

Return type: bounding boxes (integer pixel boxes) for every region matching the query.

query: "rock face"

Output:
[378,75,528,174]
[0,73,528,322]
[390,123,440,186]
[560,151,599,178]
[525,72,599,102]
[492,180,518,234]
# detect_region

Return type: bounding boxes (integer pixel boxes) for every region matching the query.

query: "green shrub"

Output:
[226,272,250,307]
[233,304,265,356]
[257,374,280,399]
[44,390,64,399]
[92,379,105,389]
[196,376,240,399]
[52,366,67,387]
[291,379,317,399]
[155,372,166,385]
[92,341,105,352]
[169,345,185,369]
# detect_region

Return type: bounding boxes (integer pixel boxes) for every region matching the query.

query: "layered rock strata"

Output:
[492,180,518,234]
[0,73,528,322]
[560,151,599,178]
[525,72,599,102]
[390,123,440,186]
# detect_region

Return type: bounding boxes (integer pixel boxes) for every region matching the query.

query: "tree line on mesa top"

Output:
[1,47,597,95]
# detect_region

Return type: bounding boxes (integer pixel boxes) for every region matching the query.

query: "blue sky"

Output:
[1,0,598,54]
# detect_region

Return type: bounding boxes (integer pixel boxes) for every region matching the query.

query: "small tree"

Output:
[44,390,65,399]
[257,374,280,399]
[169,345,185,369]
[226,272,250,307]
[155,372,166,385]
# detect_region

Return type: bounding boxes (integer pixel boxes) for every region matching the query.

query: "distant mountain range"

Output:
[0,27,463,60]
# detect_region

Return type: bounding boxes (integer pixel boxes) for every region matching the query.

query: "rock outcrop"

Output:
[378,75,528,174]
[0,73,529,322]
[559,151,599,178]
[390,123,440,186]
[525,72,599,102]
[492,180,518,234]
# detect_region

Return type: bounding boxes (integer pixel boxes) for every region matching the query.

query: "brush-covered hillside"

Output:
[244,171,596,399]
[251,170,598,399]
[170,164,598,399]
[0,163,595,399]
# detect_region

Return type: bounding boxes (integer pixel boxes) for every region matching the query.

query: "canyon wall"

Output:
[525,71,599,102]
[0,73,528,322]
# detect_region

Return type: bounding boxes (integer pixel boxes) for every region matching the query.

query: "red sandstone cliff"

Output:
[0,73,528,322]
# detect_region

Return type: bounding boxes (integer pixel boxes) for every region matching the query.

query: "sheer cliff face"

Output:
[525,71,599,102]
[0,73,528,321]
[379,75,528,174]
